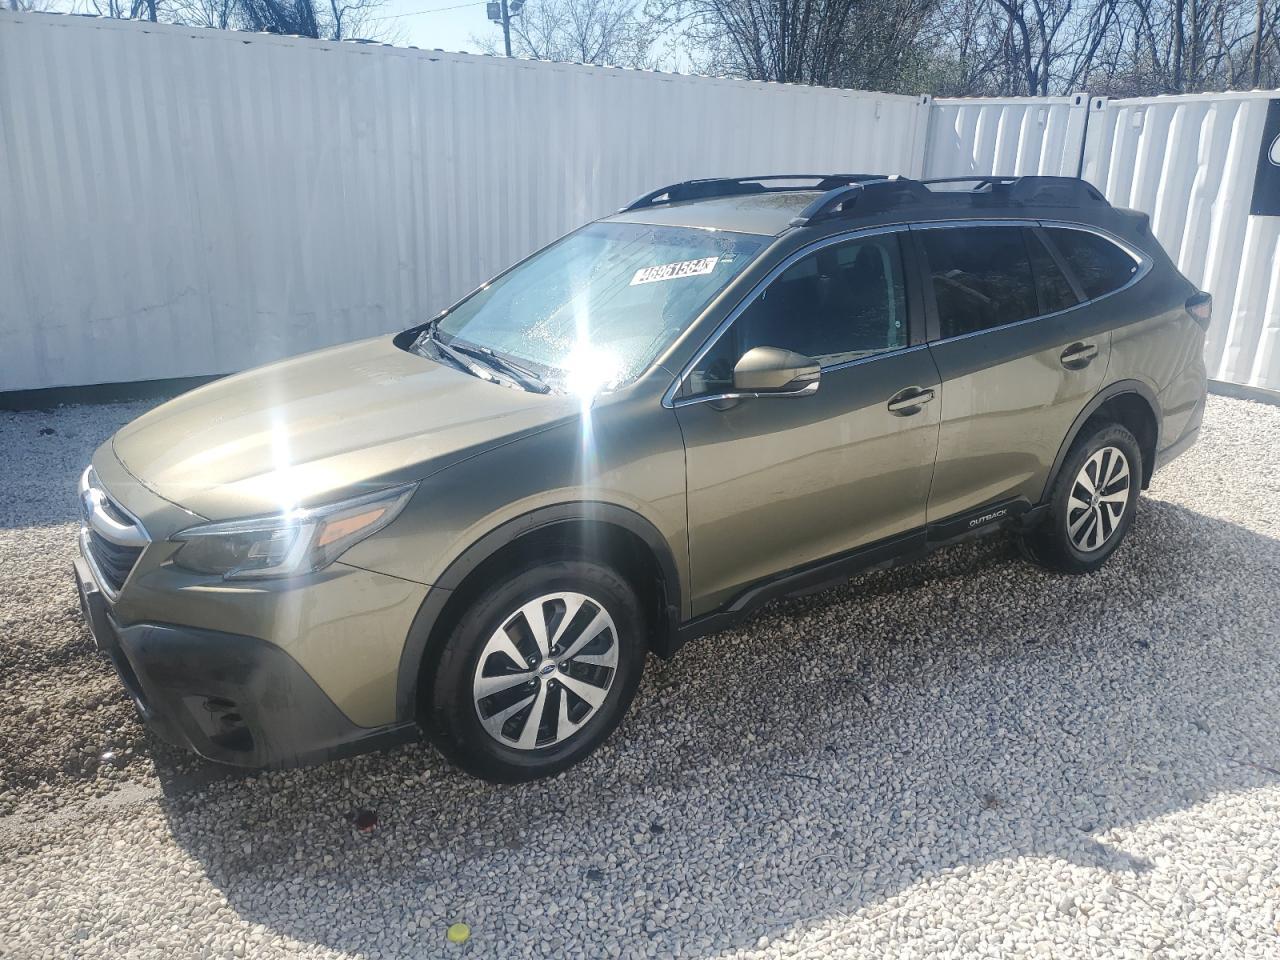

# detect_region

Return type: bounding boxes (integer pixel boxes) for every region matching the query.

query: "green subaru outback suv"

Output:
[74,174,1209,781]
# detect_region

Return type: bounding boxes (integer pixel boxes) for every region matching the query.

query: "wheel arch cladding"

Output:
[1042,380,1161,502]
[394,503,682,724]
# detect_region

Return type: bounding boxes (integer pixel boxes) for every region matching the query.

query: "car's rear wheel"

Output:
[427,559,646,782]
[1017,421,1142,574]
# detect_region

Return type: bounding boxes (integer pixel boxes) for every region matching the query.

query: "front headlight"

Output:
[170,482,417,580]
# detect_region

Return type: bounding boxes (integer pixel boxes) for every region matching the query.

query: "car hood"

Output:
[112,336,578,519]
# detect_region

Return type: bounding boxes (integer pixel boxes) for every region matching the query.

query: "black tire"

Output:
[1017,421,1142,574]
[427,558,646,782]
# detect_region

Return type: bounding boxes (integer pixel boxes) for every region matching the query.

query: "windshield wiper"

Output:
[423,333,497,383]
[414,321,552,394]
[448,341,551,394]
[415,323,515,388]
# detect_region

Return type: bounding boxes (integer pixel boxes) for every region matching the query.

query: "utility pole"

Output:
[487,0,522,55]
[1252,0,1265,88]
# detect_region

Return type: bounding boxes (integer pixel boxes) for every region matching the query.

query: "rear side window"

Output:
[1026,230,1080,314]
[921,226,1039,338]
[1044,227,1139,300]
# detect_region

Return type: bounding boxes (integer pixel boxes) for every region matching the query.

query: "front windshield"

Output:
[425,222,765,393]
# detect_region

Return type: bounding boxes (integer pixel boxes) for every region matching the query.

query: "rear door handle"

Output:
[1060,342,1098,369]
[887,386,935,415]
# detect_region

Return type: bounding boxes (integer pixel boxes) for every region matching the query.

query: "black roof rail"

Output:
[789,174,1111,227]
[919,175,1109,207]
[919,176,1020,190]
[788,177,935,227]
[619,174,886,212]
[620,173,1112,226]
[1006,176,1109,206]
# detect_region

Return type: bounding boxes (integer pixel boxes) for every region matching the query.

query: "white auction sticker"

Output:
[630,256,719,285]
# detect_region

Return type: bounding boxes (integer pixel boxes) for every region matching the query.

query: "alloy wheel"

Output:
[1067,445,1131,552]
[471,591,619,750]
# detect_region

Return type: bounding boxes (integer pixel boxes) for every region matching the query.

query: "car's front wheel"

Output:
[1017,421,1142,573]
[427,558,646,782]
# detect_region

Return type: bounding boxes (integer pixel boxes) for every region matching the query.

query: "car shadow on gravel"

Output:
[148,497,1280,957]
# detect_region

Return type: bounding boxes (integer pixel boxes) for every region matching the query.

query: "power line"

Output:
[370,0,484,20]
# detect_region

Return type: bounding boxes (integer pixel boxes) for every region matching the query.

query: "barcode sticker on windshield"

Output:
[630,257,719,285]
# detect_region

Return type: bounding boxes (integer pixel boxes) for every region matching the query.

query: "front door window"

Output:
[687,233,910,397]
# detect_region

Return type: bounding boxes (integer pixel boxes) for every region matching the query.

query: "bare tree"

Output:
[930,0,1003,91]
[669,0,865,84]
[475,0,657,66]
[924,0,1280,95]
[168,0,235,27]
[80,0,160,20]
[655,0,947,89]
[237,0,319,35]
[838,0,944,91]
[235,0,396,39]
[326,0,398,40]
[28,0,1280,103]
[1251,0,1267,84]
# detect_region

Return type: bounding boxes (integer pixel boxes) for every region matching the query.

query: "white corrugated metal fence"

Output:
[1,10,1277,391]
[0,11,929,392]
[922,93,1091,179]
[1081,93,1280,391]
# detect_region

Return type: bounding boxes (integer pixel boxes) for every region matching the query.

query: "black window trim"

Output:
[911,218,1152,346]
[1027,224,1088,304]
[1037,220,1151,308]
[663,224,925,409]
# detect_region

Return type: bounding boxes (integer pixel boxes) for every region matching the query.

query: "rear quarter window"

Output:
[1045,228,1139,300]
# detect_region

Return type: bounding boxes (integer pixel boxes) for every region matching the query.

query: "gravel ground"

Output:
[1,394,1279,960]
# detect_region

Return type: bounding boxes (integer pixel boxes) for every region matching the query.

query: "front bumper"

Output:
[74,555,419,768]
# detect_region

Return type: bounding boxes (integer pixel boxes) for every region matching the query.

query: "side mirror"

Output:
[732,346,821,396]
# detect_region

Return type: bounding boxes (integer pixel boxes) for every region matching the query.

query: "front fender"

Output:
[334,401,690,724]
[391,499,685,722]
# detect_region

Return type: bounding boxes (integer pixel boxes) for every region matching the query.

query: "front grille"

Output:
[80,467,149,596]
[86,528,144,593]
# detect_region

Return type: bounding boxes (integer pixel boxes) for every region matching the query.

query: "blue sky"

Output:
[363,0,490,52]
[41,0,688,64]
[371,0,694,68]
[43,0,492,53]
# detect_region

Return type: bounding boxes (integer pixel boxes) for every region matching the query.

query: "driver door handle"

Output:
[1060,342,1098,369]
[887,386,935,415]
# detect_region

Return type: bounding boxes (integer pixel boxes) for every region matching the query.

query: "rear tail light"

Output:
[1186,291,1212,328]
